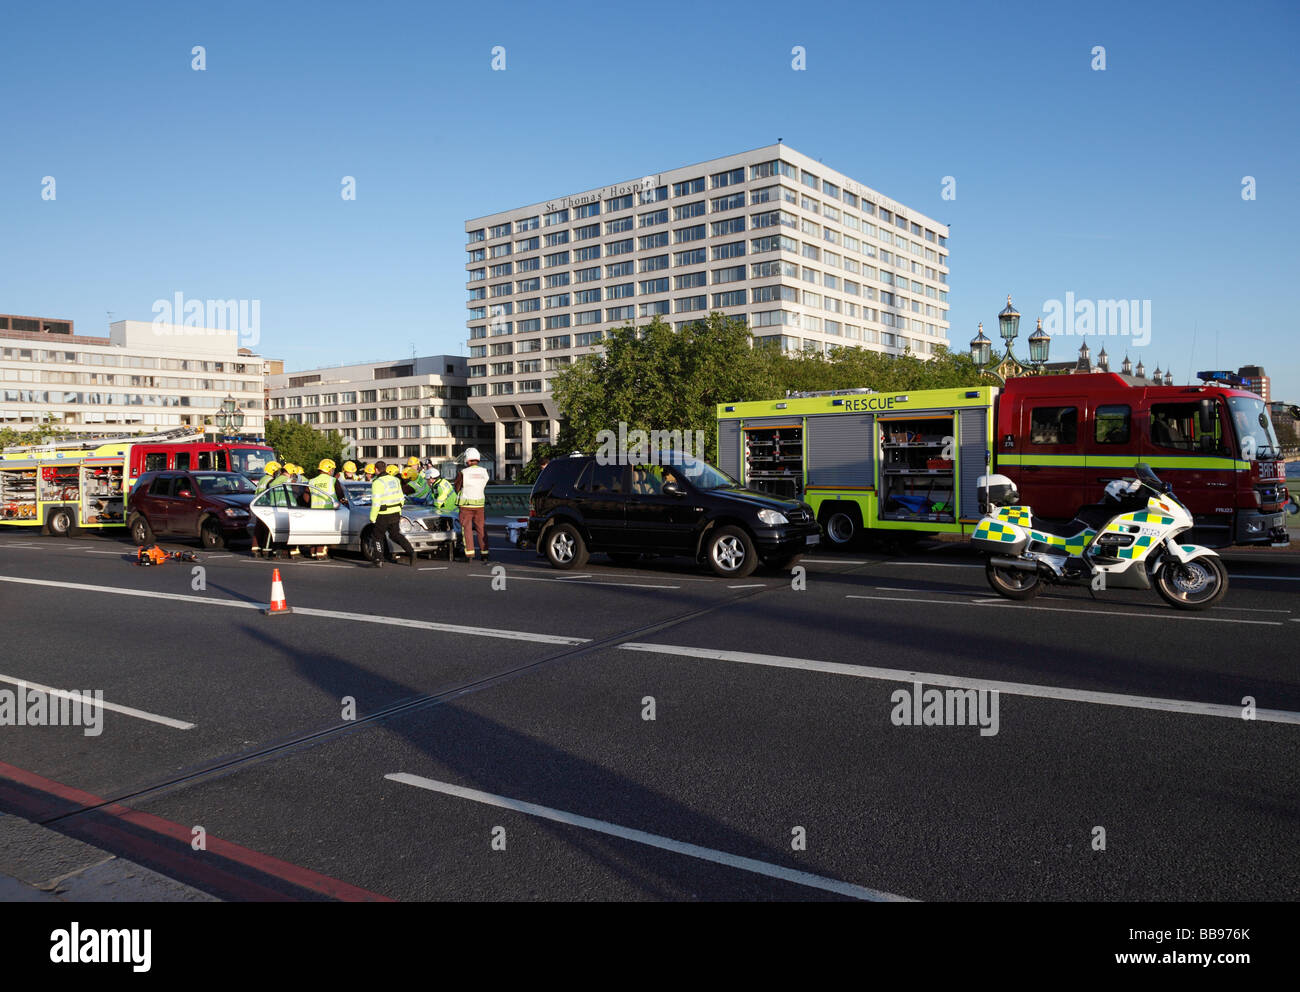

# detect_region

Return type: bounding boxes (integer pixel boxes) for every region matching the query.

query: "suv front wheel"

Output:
[705,525,757,579]
[544,522,589,569]
[129,514,154,546]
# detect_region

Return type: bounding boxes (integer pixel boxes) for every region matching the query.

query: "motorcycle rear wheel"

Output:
[985,559,1042,600]
[1154,555,1228,611]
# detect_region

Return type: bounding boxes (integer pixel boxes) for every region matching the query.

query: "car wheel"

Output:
[361,526,381,563]
[47,507,73,537]
[545,523,589,570]
[129,515,154,546]
[200,517,226,550]
[706,525,757,578]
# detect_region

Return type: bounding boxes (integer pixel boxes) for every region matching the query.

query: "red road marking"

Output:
[0,760,393,902]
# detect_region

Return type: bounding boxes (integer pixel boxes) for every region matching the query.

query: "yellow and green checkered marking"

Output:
[973,519,1023,543]
[1028,528,1096,556]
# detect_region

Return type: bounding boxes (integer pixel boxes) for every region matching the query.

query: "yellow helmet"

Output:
[363,463,376,476]
[407,456,420,466]
[342,461,357,473]
[386,464,400,476]
[288,463,300,474]
[402,467,416,479]
[265,461,281,474]
[319,458,336,473]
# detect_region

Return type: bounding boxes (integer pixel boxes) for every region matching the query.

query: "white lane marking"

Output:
[801,558,879,565]
[85,550,129,555]
[890,561,982,568]
[727,584,766,589]
[0,575,587,645]
[1230,574,1300,582]
[468,573,680,590]
[419,566,449,571]
[385,773,909,902]
[0,674,194,730]
[1212,606,1292,614]
[618,643,1300,726]
[205,554,233,559]
[844,593,1282,625]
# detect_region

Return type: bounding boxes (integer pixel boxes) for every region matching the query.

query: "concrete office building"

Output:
[465,143,951,475]
[266,355,491,464]
[0,313,267,437]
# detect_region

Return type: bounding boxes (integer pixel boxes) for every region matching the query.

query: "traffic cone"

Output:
[263,568,292,616]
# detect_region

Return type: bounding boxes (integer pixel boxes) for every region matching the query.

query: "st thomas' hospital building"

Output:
[465,144,952,477]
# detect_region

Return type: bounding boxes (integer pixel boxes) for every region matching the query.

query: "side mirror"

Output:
[662,481,683,496]
[1198,398,1216,436]
[178,490,193,499]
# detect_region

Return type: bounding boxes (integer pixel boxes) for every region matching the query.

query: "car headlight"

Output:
[757,509,788,526]
[223,508,249,518]
[398,516,412,533]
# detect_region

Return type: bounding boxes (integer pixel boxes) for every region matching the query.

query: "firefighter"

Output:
[251,461,282,557]
[454,448,490,563]
[386,464,401,477]
[308,459,346,559]
[363,463,377,482]
[341,460,359,481]
[255,461,282,494]
[401,465,433,505]
[429,466,457,514]
[259,463,293,559]
[369,460,417,567]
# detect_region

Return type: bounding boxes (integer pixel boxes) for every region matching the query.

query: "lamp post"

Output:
[970,295,1049,383]
[214,395,245,436]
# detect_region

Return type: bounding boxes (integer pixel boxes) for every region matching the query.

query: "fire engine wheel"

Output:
[544,523,589,570]
[820,507,859,550]
[129,515,154,546]
[200,518,226,550]
[985,559,1043,600]
[1154,555,1228,611]
[47,508,74,537]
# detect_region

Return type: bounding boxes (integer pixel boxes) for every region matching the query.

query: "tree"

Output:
[549,313,988,463]
[264,419,348,471]
[0,417,73,451]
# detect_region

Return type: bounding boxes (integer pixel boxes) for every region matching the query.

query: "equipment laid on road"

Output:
[136,545,200,566]
[263,568,292,615]
[718,372,1289,550]
[972,462,1228,610]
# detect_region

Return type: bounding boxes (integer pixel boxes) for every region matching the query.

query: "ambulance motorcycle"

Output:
[971,462,1228,610]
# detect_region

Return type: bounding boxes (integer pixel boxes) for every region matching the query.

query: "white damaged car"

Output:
[248,481,462,561]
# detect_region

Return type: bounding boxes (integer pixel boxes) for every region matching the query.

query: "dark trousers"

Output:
[374,512,416,561]
[459,507,487,557]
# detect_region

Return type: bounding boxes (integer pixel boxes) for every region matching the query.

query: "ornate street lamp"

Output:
[1027,318,1051,367]
[969,322,992,367]
[215,395,245,434]
[997,294,1020,343]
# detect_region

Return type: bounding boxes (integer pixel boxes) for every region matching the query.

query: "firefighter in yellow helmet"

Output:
[386,464,401,476]
[363,463,377,481]
[251,461,284,557]
[368,460,417,567]
[341,460,359,481]
[307,458,346,559]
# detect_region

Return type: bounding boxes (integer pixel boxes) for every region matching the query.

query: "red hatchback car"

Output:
[127,470,256,549]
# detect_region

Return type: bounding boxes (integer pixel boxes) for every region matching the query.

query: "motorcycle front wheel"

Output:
[1154,554,1228,610]
[985,559,1042,600]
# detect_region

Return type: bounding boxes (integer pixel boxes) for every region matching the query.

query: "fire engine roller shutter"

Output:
[718,419,741,478]
[806,413,874,486]
[959,407,988,515]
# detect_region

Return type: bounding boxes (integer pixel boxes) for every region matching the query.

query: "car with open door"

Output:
[247,480,461,561]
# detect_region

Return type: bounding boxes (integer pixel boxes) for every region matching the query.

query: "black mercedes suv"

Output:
[525,454,820,578]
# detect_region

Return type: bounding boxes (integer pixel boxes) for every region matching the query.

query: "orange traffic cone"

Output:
[263,567,292,616]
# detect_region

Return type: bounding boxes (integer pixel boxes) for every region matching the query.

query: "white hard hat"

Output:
[464,448,481,462]
[425,466,440,479]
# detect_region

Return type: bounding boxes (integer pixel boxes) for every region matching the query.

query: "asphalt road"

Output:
[0,526,1296,901]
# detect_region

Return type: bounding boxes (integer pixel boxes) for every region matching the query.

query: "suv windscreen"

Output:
[664,458,736,491]
[193,473,255,495]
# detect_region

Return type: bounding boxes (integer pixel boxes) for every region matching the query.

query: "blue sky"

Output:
[2,0,1297,399]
